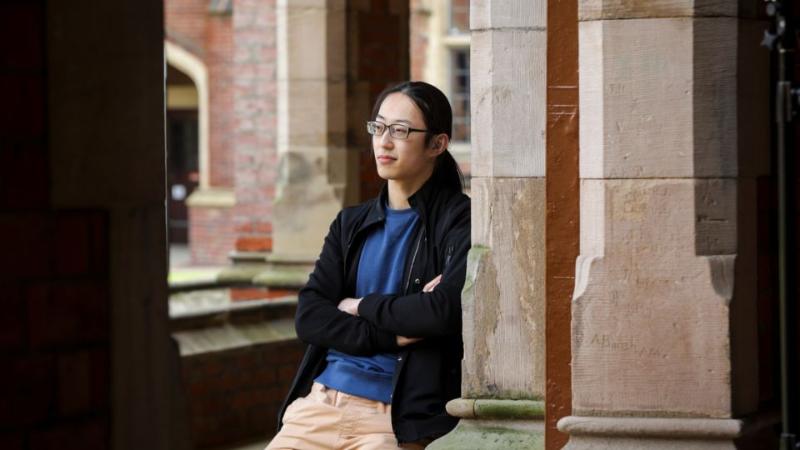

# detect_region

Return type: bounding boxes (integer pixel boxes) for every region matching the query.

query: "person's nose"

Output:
[379,129,394,149]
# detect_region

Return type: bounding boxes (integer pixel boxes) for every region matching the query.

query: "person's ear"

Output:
[430,134,449,157]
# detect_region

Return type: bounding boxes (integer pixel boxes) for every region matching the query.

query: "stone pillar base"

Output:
[428,419,544,450]
[427,398,544,450]
[558,416,745,450]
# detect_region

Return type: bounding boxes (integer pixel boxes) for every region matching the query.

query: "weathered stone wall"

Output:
[430,0,548,448]
[464,0,547,401]
[271,0,347,260]
[560,0,770,447]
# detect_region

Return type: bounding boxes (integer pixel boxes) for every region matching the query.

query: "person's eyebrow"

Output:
[375,114,412,125]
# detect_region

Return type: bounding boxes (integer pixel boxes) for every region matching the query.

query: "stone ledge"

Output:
[446,398,545,420]
[186,187,236,208]
[217,264,267,284]
[170,295,297,322]
[216,264,311,288]
[172,319,296,356]
[557,416,743,439]
[170,294,299,356]
[252,266,311,288]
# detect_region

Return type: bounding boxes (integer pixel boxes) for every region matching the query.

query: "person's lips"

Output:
[376,155,396,164]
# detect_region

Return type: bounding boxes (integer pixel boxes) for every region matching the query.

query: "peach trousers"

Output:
[265,382,429,450]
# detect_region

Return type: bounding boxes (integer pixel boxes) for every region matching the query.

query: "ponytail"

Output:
[432,149,464,192]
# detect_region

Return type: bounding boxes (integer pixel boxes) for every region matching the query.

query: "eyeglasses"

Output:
[366,121,428,140]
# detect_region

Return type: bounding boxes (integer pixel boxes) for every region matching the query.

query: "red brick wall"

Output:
[410,0,429,82]
[189,206,237,264]
[231,0,277,254]
[207,14,235,188]
[181,340,304,448]
[1,3,111,448]
[166,0,278,264]
[165,0,235,187]
[164,0,207,52]
[166,0,238,265]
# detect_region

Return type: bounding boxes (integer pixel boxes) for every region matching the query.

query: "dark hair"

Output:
[370,81,464,192]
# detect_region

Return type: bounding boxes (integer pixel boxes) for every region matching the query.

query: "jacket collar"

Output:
[360,175,441,233]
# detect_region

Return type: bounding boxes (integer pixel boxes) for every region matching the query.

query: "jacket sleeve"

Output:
[357,200,470,338]
[294,211,401,356]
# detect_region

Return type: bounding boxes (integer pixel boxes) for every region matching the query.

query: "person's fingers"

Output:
[396,336,423,346]
[336,298,360,316]
[422,274,442,292]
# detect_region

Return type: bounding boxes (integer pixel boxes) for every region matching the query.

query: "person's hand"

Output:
[337,297,361,316]
[394,275,443,348]
[423,274,442,292]
[396,335,422,346]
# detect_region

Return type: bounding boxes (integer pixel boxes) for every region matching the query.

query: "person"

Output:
[266,81,470,450]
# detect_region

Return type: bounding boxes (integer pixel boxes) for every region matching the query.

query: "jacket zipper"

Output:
[403,228,424,294]
[444,244,454,270]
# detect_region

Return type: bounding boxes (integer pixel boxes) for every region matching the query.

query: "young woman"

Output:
[267,81,470,450]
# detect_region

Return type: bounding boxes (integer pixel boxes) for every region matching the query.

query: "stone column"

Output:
[47,1,188,448]
[272,0,347,261]
[429,1,548,448]
[558,2,769,448]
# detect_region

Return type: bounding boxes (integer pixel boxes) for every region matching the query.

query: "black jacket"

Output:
[277,177,471,443]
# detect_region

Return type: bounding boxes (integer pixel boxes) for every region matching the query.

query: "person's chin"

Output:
[375,167,396,180]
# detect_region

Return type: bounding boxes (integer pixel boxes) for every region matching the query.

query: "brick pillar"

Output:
[207,9,235,189]
[557,2,770,448]
[232,0,277,256]
[429,1,548,448]
[194,6,239,265]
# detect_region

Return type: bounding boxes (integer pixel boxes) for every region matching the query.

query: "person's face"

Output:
[372,93,446,185]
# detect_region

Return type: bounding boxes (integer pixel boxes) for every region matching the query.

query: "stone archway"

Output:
[165,40,211,190]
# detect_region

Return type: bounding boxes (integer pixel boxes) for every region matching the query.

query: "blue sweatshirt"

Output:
[314,205,420,403]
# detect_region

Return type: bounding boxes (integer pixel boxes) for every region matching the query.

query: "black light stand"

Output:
[763,1,799,448]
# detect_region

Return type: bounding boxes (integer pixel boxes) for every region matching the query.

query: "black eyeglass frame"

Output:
[366,120,428,140]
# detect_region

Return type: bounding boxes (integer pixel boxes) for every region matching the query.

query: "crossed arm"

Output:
[336,274,442,346]
[294,204,469,356]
